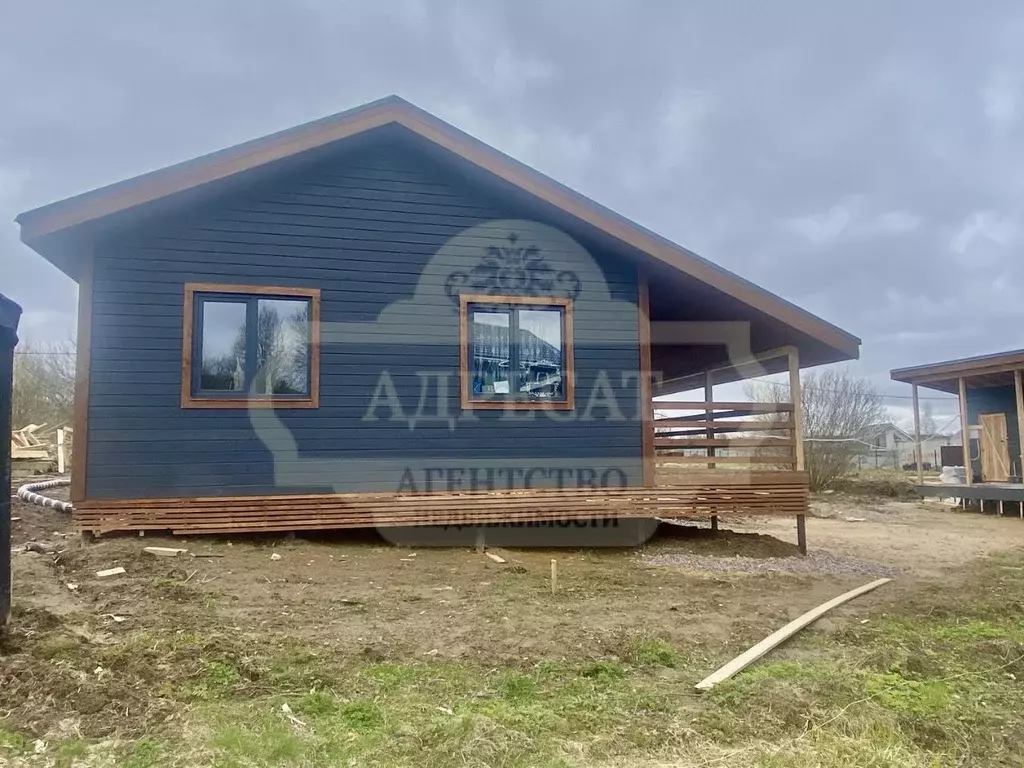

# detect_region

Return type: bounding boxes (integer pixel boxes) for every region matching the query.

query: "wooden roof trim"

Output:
[891,348,1024,384]
[17,96,859,357]
[394,110,859,356]
[16,100,404,241]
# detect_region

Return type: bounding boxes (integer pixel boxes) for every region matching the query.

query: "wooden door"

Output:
[979,413,1010,482]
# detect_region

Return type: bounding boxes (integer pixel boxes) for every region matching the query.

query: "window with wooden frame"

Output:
[459,294,574,410]
[181,283,320,408]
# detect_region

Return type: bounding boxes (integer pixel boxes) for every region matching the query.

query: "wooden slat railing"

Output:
[652,401,794,413]
[652,400,798,473]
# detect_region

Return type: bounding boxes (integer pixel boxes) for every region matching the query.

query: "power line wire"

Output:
[741,380,957,401]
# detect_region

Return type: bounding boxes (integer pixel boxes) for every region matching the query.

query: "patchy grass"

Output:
[192,657,685,767]
[699,554,1024,766]
[831,469,919,500]
[626,636,681,668]
[3,551,1024,766]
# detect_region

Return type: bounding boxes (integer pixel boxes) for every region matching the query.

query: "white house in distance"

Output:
[857,422,955,470]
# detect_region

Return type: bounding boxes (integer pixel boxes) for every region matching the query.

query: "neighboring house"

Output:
[17,96,859,535]
[858,422,913,469]
[892,349,1024,504]
[857,422,953,469]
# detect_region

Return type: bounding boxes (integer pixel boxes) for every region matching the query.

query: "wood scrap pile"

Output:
[11,424,50,460]
[10,424,73,475]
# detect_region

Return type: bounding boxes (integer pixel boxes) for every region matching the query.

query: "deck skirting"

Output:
[75,473,810,534]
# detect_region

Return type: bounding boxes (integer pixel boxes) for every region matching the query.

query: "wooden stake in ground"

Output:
[550,559,558,594]
[695,577,891,690]
[57,428,66,475]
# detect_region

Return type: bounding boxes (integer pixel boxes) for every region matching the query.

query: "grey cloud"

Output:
[3,0,1024,421]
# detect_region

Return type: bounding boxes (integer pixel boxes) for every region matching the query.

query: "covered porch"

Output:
[641,336,810,545]
[892,349,1024,515]
[638,258,830,546]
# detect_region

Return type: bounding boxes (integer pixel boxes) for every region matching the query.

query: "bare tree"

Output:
[747,367,884,491]
[12,339,76,428]
[217,303,308,395]
[920,400,937,436]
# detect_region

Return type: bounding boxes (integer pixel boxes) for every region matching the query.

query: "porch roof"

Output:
[890,349,1024,394]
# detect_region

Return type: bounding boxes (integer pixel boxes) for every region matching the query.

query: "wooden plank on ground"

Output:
[695,578,892,690]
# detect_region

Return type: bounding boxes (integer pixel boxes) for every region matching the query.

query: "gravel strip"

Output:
[643,550,901,577]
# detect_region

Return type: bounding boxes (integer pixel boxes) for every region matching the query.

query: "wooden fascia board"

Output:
[392,109,859,358]
[891,351,1024,384]
[18,101,859,358]
[892,357,1024,387]
[17,102,404,241]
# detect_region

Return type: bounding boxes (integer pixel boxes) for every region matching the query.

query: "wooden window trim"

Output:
[459,293,575,411]
[181,282,321,409]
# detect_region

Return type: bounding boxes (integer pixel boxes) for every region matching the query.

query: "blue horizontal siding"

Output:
[86,138,641,499]
[966,387,1021,479]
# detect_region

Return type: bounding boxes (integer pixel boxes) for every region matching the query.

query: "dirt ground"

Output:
[7,489,1024,665]
[5,485,1024,765]
[740,496,1024,577]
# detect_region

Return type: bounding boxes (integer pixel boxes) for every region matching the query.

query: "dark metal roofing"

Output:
[16,95,860,359]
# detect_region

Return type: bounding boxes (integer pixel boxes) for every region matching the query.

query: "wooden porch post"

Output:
[705,371,716,469]
[788,348,807,555]
[912,383,924,486]
[1014,370,1024,481]
[706,371,718,530]
[796,513,807,556]
[959,377,972,487]
[787,348,805,471]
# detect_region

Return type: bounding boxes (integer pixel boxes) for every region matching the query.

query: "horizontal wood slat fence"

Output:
[654,400,798,471]
[75,470,808,534]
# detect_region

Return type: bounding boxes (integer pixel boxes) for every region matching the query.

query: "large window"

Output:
[182,283,320,408]
[459,294,574,410]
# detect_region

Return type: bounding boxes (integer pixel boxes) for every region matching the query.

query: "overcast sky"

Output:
[4,1,1022,426]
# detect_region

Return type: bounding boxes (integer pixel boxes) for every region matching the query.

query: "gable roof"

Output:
[864,422,914,441]
[16,95,859,358]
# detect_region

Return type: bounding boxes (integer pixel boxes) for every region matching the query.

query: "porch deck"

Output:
[917,481,1024,504]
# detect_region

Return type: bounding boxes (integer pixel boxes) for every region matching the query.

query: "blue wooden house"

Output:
[893,349,1024,509]
[17,96,859,535]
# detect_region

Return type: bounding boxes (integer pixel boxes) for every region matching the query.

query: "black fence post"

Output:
[0,293,22,627]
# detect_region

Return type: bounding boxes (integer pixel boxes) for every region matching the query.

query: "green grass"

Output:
[5,553,1024,766]
[698,579,1024,766]
[626,636,680,667]
[192,658,681,767]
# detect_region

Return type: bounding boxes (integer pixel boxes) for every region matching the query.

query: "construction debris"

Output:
[143,546,188,557]
[10,424,50,460]
[24,541,56,555]
[695,577,892,690]
[280,702,309,730]
[10,424,74,479]
[484,552,507,564]
[95,567,126,578]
